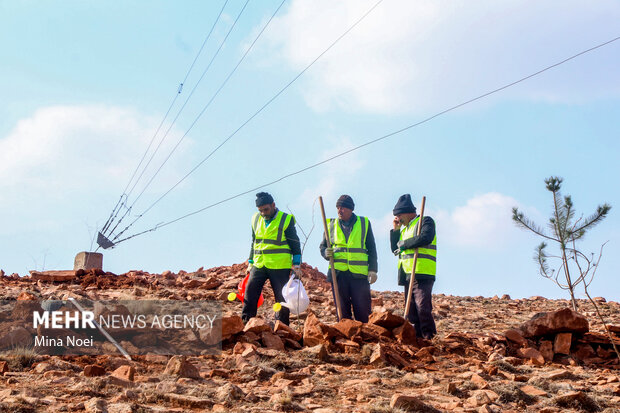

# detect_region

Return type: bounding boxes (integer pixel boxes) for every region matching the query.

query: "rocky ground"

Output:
[0,263,619,413]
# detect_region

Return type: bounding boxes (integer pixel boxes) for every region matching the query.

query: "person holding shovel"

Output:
[319,195,378,323]
[242,192,301,325]
[390,194,437,339]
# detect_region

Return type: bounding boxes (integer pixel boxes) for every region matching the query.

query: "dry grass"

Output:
[0,346,38,371]
[492,382,537,405]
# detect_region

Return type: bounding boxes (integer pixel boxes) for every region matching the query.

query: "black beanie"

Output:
[393,194,416,215]
[336,195,355,210]
[255,192,274,207]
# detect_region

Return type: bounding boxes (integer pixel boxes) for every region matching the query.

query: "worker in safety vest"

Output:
[319,195,378,322]
[243,192,301,325]
[390,194,437,339]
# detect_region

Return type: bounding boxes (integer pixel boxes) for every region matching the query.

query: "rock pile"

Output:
[504,307,620,368]
[0,263,618,412]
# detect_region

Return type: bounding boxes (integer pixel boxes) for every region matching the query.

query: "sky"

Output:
[1,0,619,302]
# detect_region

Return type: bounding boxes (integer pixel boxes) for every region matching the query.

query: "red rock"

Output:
[554,332,572,355]
[579,331,620,345]
[572,343,596,361]
[370,343,411,367]
[84,365,106,377]
[390,394,432,411]
[415,346,435,362]
[243,317,271,334]
[369,310,406,329]
[163,356,200,379]
[539,340,554,361]
[261,331,285,351]
[283,338,302,349]
[302,312,344,347]
[106,375,135,388]
[233,342,257,356]
[471,373,489,389]
[273,321,302,341]
[299,344,328,361]
[371,296,384,306]
[393,321,417,346]
[520,308,588,338]
[303,312,328,347]
[17,291,37,300]
[360,323,391,341]
[520,384,548,398]
[517,347,545,366]
[221,315,244,340]
[0,361,8,375]
[111,365,135,382]
[334,338,360,351]
[333,319,363,338]
[597,346,615,359]
[504,329,526,346]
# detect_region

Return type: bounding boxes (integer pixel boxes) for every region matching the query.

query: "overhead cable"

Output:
[124,0,253,203]
[112,34,620,246]
[100,0,231,236]
[110,0,386,243]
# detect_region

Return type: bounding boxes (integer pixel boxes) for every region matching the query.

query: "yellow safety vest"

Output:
[398,216,437,277]
[252,210,293,269]
[326,216,369,276]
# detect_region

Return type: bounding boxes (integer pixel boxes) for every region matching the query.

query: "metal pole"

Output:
[69,298,132,361]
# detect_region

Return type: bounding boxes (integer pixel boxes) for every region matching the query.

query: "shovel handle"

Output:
[319,196,343,321]
[404,196,426,320]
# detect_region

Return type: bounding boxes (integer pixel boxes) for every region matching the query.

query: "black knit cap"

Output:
[393,194,416,215]
[336,194,355,210]
[255,192,274,207]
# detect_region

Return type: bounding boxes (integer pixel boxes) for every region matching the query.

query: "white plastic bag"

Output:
[281,277,310,315]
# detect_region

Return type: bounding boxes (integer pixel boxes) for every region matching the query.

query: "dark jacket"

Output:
[390,216,436,284]
[319,213,378,277]
[249,209,301,263]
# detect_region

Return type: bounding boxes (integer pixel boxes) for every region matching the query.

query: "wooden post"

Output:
[319,196,343,321]
[404,196,426,320]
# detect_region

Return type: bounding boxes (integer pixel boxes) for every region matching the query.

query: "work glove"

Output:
[247,260,254,273]
[397,240,406,249]
[292,265,301,280]
[393,248,401,256]
[368,271,378,285]
[325,248,334,259]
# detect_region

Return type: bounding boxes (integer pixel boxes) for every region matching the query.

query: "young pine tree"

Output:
[512,176,611,310]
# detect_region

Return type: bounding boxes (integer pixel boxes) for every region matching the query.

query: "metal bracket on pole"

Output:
[96,232,115,250]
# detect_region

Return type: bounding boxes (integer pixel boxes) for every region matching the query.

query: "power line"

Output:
[104,0,254,242]
[109,0,386,243]
[100,0,230,236]
[123,0,252,204]
[113,34,620,246]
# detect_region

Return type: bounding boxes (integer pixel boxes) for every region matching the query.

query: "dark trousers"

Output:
[242,266,291,325]
[404,278,436,339]
[329,270,371,323]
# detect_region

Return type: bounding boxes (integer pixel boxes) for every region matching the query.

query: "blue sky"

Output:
[1,0,619,301]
